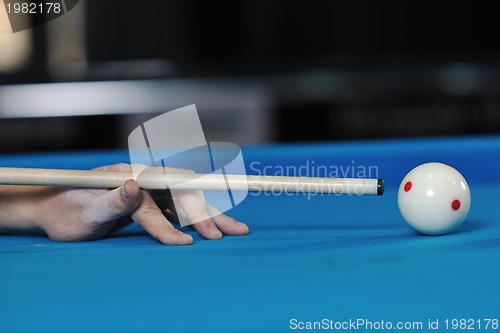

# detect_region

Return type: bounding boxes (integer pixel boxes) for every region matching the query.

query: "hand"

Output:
[10,163,249,245]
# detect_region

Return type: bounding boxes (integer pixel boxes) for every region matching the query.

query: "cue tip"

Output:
[377,179,385,196]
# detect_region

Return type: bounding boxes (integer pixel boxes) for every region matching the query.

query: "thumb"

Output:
[84,179,142,223]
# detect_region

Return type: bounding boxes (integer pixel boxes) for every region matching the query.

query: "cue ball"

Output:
[397,162,471,235]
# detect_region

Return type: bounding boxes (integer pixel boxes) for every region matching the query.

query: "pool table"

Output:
[1,136,499,333]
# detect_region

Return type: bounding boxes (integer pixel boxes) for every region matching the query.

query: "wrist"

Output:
[0,185,48,235]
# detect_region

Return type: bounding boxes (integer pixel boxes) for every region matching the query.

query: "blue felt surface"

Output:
[1,136,499,333]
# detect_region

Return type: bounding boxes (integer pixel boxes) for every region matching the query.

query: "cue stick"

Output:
[0,167,384,195]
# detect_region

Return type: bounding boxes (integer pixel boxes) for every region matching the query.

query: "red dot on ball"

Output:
[452,199,461,211]
[404,181,412,192]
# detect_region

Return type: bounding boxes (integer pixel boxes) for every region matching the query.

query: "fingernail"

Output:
[209,223,222,237]
[180,233,193,244]
[122,186,130,201]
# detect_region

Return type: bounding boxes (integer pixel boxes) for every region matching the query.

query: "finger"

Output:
[81,179,142,224]
[177,190,223,240]
[191,218,223,240]
[164,203,248,236]
[164,201,224,240]
[132,191,193,245]
[207,204,249,236]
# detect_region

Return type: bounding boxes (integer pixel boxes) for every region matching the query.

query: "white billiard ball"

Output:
[397,162,471,235]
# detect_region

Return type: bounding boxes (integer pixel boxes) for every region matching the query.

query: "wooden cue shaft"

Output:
[0,167,384,195]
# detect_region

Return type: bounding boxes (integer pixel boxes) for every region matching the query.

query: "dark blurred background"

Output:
[1,0,500,152]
